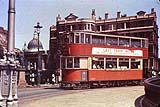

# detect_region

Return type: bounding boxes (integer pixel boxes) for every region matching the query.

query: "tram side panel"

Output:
[88,70,143,81]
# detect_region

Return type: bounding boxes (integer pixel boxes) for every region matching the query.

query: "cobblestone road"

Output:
[22,86,144,107]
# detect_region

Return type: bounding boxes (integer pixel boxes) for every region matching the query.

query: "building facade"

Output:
[0,27,7,57]
[23,34,48,85]
[49,8,159,80]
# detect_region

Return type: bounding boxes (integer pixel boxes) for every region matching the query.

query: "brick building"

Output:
[49,8,159,79]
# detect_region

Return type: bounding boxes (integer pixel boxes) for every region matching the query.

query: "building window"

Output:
[91,24,95,31]
[131,59,141,69]
[108,24,112,30]
[142,40,148,48]
[66,25,71,31]
[117,23,124,29]
[59,25,65,31]
[113,24,116,30]
[88,24,90,30]
[92,57,104,69]
[102,25,105,31]
[64,34,69,44]
[96,25,100,31]
[84,24,87,30]
[119,58,129,69]
[106,58,117,69]
[106,37,118,46]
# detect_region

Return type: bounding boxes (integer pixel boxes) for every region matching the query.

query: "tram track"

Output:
[18,87,90,106]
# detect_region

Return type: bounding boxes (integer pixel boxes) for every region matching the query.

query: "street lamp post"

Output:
[34,22,42,86]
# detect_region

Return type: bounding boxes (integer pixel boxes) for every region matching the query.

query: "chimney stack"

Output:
[56,14,61,22]
[151,8,154,14]
[105,13,108,19]
[117,12,121,18]
[91,9,96,20]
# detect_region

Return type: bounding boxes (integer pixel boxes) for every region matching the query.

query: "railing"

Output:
[142,77,160,107]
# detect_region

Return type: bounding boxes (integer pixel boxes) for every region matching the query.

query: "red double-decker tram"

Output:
[60,31,148,89]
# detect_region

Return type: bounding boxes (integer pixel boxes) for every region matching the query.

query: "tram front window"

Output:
[67,58,73,68]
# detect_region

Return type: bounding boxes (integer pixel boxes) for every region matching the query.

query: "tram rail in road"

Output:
[18,86,90,106]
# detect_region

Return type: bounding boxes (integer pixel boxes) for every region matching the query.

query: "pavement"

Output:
[21,86,144,107]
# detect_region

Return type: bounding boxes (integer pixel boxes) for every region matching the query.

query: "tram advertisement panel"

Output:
[92,47,143,57]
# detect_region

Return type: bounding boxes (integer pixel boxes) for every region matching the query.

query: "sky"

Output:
[0,0,160,56]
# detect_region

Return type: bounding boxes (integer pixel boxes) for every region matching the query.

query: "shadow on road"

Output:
[135,95,144,107]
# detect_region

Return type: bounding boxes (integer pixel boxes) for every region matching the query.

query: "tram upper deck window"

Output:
[92,35,105,45]
[85,34,91,44]
[119,58,129,69]
[70,33,74,43]
[131,39,141,48]
[81,33,84,43]
[106,37,117,46]
[106,58,117,69]
[119,38,129,47]
[75,34,80,43]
